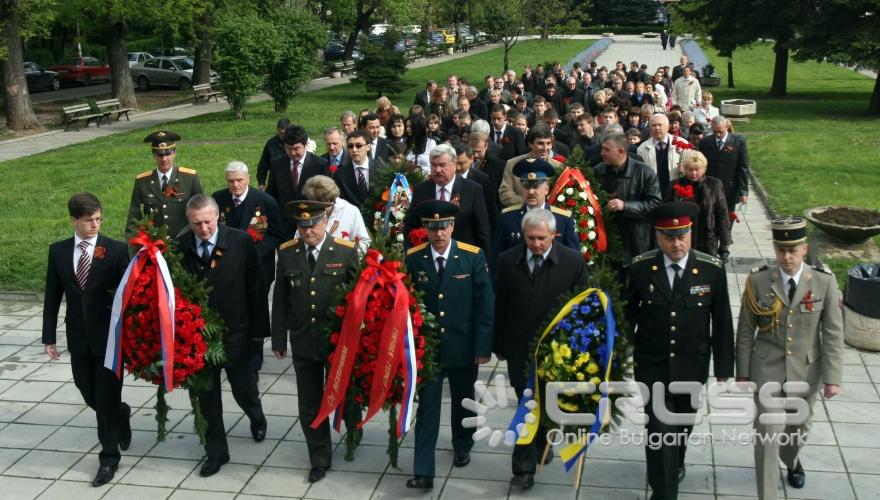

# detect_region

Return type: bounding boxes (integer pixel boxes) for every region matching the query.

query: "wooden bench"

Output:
[426,46,443,58]
[95,98,134,124]
[331,60,356,76]
[405,48,420,62]
[62,104,110,132]
[192,83,221,104]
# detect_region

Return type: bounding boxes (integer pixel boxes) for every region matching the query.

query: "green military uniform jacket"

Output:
[271,236,358,361]
[736,264,844,388]
[405,240,494,367]
[126,166,203,241]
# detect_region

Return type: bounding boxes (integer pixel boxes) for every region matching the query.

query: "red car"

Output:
[49,56,111,85]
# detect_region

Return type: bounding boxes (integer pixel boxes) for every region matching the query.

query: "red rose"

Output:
[566,198,576,207]
[579,232,588,241]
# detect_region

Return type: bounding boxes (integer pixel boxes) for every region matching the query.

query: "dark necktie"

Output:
[531,254,544,275]
[233,197,242,208]
[495,130,502,143]
[788,278,797,303]
[331,156,339,167]
[160,174,168,192]
[671,263,682,291]
[200,240,212,265]
[657,141,667,153]
[307,245,317,269]
[717,139,724,150]
[291,160,300,189]
[438,187,447,201]
[75,240,90,289]
[436,256,445,280]
[357,167,368,196]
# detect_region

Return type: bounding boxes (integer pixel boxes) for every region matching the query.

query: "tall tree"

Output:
[265,4,327,112]
[526,0,588,39]
[1,0,55,130]
[480,0,528,71]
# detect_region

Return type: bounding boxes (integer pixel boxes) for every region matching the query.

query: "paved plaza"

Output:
[2,37,878,499]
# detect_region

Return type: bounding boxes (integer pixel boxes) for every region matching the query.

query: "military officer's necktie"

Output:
[357,167,368,196]
[788,278,797,303]
[160,173,168,192]
[436,256,445,280]
[291,160,301,189]
[671,263,682,291]
[233,197,241,208]
[75,240,90,289]
[307,245,317,269]
[200,240,212,265]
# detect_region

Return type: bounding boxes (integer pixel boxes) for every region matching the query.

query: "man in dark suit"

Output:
[454,142,497,236]
[542,108,575,149]
[43,193,132,487]
[561,76,586,113]
[177,195,269,477]
[489,104,527,161]
[404,200,494,491]
[414,79,436,108]
[334,130,381,209]
[404,143,491,250]
[256,118,290,190]
[469,130,506,205]
[467,86,489,121]
[493,208,590,490]
[672,56,689,82]
[266,125,330,238]
[361,112,391,163]
[321,127,349,176]
[699,116,750,212]
[272,200,359,483]
[626,202,734,499]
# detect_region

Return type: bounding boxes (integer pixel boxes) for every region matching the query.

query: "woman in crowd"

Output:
[693,90,720,125]
[301,175,371,255]
[429,86,450,121]
[406,114,436,175]
[630,81,654,107]
[376,96,395,128]
[386,113,408,156]
[427,114,446,143]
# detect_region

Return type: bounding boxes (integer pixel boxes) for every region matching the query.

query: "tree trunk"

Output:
[344,2,374,60]
[1,8,41,130]
[503,42,511,71]
[727,58,735,88]
[192,10,214,85]
[770,41,788,98]
[105,20,137,109]
[869,75,880,115]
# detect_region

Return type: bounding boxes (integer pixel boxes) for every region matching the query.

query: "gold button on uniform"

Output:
[439,311,445,317]
[311,304,316,310]
[310,277,315,283]
[311,317,316,323]
[310,291,316,296]
[440,328,446,333]
[671,312,677,318]
[786,350,792,356]
[438,294,444,299]
[670,326,676,332]
[670,339,676,345]
[670,353,676,358]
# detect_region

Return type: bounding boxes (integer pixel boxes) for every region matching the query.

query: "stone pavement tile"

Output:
[862,352,880,365]
[118,385,163,409]
[345,419,395,448]
[103,483,173,500]
[261,393,299,417]
[10,349,68,364]
[371,473,445,500]
[0,423,56,448]
[384,444,454,478]
[677,463,713,495]
[0,400,35,423]
[447,451,513,482]
[226,436,278,465]
[803,420,836,446]
[60,452,136,483]
[797,443,845,472]
[439,477,509,500]
[119,456,198,487]
[264,439,314,469]
[35,425,98,453]
[0,316,27,330]
[840,446,880,474]
[241,465,311,497]
[266,374,297,395]
[833,382,880,402]
[229,414,294,441]
[842,364,872,383]
[824,401,880,424]
[120,429,159,457]
[0,447,28,472]
[173,410,241,437]
[4,449,84,479]
[0,329,41,345]
[42,382,82,404]
[2,380,62,402]
[146,432,205,460]
[840,349,864,365]
[786,471,854,499]
[712,439,754,468]
[714,465,761,496]
[0,345,23,361]
[833,422,880,448]
[169,490,237,500]
[17,402,85,426]
[130,407,188,432]
[179,462,258,492]
[812,400,829,422]
[23,363,73,382]
[0,476,52,499]
[261,356,292,375]
[581,458,646,490]
[867,365,880,383]
[850,473,880,499]
[0,303,42,316]
[15,317,43,330]
[304,470,379,500]
[36,479,103,500]
[330,443,391,473]
[510,483,574,499]
[0,361,42,380]
[578,485,646,499]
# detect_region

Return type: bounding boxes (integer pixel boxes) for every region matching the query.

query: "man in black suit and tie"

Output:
[321,127,349,176]
[361,112,391,163]
[672,56,689,82]
[266,125,330,238]
[177,195,269,477]
[467,86,489,121]
[414,79,436,108]
[489,104,527,161]
[699,116,749,213]
[256,118,290,190]
[454,142,498,236]
[43,193,132,487]
[333,130,381,209]
[404,143,491,250]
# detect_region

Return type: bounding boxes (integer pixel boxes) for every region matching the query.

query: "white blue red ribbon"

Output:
[382,173,411,236]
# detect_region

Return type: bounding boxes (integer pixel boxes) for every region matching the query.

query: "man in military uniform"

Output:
[127,130,203,242]
[272,200,358,483]
[735,217,843,500]
[625,202,734,500]
[491,157,578,271]
[404,200,494,491]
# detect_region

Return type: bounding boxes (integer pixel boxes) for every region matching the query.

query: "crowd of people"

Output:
[40,54,842,500]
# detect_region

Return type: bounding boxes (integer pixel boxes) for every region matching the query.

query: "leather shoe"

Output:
[510,472,534,489]
[453,451,470,467]
[250,415,267,442]
[308,466,328,483]
[787,461,805,489]
[91,464,117,487]
[199,455,229,477]
[405,475,434,490]
[119,402,132,451]
[678,465,686,483]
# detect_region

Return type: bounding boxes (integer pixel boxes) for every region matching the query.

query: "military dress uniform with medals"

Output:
[625,202,734,500]
[404,201,494,490]
[271,201,359,482]
[126,131,203,241]
[735,217,843,500]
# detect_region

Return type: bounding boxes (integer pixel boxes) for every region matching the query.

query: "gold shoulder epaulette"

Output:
[407,242,428,256]
[751,264,769,274]
[550,205,572,217]
[178,167,197,175]
[694,251,722,268]
[631,249,659,264]
[135,170,152,180]
[502,205,521,213]
[333,237,355,248]
[279,238,299,250]
[457,242,480,254]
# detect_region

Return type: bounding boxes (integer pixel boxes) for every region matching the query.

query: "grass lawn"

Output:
[0,39,589,291]
[706,43,880,284]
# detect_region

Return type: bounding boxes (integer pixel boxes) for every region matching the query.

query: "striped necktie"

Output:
[75,240,90,289]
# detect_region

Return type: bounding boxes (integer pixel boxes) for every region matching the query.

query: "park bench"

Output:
[192,83,221,104]
[405,48,420,62]
[331,60,356,76]
[426,46,443,58]
[62,103,110,132]
[95,98,134,124]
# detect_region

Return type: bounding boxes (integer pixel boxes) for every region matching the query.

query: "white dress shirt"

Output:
[663,253,689,289]
[430,244,452,273]
[435,178,455,200]
[73,233,98,271]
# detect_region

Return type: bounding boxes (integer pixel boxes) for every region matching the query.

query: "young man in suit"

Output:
[43,193,132,487]
[403,143,491,251]
[266,124,330,238]
[404,200,494,491]
[453,142,497,237]
[361,112,391,163]
[489,104,527,161]
[334,130,381,209]
[177,195,269,477]
[699,116,750,213]
[498,125,564,208]
[493,208,590,489]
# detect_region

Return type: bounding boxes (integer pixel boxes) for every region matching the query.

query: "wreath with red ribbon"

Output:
[549,167,608,264]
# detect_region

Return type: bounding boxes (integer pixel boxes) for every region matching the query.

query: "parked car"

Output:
[147,47,190,57]
[23,62,61,92]
[430,29,456,44]
[324,42,362,61]
[49,56,111,86]
[127,52,153,67]
[130,56,217,91]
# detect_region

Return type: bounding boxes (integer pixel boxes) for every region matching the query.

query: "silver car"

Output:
[130,56,218,91]
[127,52,153,67]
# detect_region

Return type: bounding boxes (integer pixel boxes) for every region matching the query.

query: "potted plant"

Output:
[701,63,721,87]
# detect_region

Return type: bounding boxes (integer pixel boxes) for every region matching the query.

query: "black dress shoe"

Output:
[787,461,805,489]
[308,466,328,483]
[405,475,434,490]
[91,464,117,487]
[250,415,267,442]
[453,451,470,467]
[119,403,132,451]
[199,455,229,477]
[510,472,534,489]
[678,465,686,483]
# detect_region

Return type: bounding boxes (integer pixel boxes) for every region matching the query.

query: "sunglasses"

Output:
[347,143,367,149]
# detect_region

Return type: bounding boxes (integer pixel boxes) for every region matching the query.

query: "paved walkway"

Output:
[2,38,878,500]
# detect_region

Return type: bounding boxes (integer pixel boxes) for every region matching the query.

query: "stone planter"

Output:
[331,71,342,78]
[447,47,454,55]
[845,306,880,351]
[601,33,614,38]
[805,206,880,244]
[642,32,660,38]
[720,99,757,117]
[702,76,721,87]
